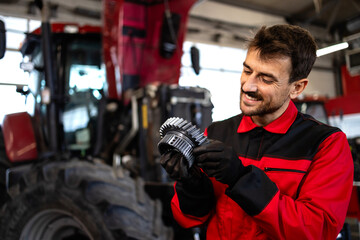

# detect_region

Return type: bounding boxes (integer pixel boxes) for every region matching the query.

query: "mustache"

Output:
[241,88,263,100]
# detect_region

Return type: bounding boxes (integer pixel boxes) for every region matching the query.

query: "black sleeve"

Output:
[175,174,215,217]
[225,165,278,216]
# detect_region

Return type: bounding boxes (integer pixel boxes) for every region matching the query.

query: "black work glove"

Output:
[193,140,245,187]
[160,150,204,182]
[160,150,215,217]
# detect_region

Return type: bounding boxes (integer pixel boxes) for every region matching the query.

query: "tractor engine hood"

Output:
[103,0,198,100]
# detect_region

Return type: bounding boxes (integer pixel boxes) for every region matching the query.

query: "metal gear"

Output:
[158,117,208,168]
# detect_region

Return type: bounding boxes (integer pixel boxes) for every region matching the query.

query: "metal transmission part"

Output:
[158,117,209,168]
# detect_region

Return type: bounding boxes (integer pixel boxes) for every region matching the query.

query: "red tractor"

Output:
[0,0,212,239]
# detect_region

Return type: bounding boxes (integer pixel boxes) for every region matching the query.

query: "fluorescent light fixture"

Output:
[316,42,349,57]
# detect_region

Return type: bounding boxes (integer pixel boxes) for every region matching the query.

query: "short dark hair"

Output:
[248,24,317,83]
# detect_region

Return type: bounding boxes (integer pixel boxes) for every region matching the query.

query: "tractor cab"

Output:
[20,24,107,158]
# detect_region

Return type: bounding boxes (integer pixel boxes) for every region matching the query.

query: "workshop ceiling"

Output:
[211,0,360,38]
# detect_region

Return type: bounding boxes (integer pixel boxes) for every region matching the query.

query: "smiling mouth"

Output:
[242,89,263,102]
[245,93,259,101]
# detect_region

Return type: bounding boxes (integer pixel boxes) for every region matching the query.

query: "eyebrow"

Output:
[243,62,278,82]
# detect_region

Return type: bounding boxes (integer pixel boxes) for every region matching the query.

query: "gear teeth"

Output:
[159,117,208,146]
[158,117,209,168]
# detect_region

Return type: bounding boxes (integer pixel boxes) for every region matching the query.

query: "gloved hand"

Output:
[160,150,204,181]
[160,150,215,217]
[193,140,245,187]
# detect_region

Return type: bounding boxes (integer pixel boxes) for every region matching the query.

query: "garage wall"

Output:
[306,54,337,98]
[306,68,337,98]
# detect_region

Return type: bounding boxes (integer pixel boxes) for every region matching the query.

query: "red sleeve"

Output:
[253,131,354,239]
[171,184,212,228]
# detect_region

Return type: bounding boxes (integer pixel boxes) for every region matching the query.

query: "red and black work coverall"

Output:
[171,101,354,239]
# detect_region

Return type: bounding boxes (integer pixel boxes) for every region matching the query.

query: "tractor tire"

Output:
[0,160,173,240]
[0,126,11,207]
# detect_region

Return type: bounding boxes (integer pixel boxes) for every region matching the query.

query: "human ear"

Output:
[290,79,308,99]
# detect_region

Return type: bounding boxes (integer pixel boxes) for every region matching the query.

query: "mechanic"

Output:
[160,24,354,239]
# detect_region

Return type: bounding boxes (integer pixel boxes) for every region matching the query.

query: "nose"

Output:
[241,73,258,92]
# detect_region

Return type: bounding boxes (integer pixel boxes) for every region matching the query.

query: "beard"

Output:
[240,89,287,117]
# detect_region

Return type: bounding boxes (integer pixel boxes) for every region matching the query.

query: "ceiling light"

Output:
[316,42,349,57]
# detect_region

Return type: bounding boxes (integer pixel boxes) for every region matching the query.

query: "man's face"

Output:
[240,49,293,124]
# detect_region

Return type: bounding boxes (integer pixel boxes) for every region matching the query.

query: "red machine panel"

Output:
[3,112,38,162]
[341,65,360,97]
[103,0,197,100]
[325,94,360,116]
